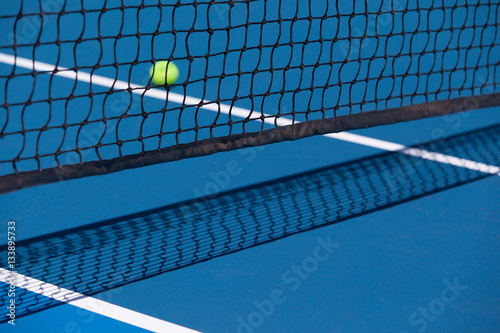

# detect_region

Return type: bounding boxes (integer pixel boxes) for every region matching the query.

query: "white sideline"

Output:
[0,268,200,333]
[1,52,498,175]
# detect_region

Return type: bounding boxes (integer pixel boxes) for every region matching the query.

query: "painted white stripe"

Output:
[402,148,500,175]
[0,268,200,333]
[0,52,260,120]
[1,52,498,176]
[324,132,407,151]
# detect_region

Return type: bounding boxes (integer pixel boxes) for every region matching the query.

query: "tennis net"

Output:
[1,123,499,322]
[0,0,499,194]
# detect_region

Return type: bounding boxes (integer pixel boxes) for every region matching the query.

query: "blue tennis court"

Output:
[1,1,499,332]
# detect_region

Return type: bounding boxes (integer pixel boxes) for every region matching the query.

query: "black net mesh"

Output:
[0,0,499,193]
[1,123,499,322]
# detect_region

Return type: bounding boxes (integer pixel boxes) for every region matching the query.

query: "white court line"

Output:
[323,133,500,175]
[1,52,498,175]
[0,268,200,333]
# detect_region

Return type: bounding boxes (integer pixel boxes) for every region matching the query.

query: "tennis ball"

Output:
[150,61,179,86]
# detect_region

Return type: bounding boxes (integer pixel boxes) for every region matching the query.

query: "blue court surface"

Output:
[1,1,500,332]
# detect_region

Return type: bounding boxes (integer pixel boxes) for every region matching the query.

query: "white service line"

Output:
[1,52,499,176]
[0,268,200,333]
[402,148,500,175]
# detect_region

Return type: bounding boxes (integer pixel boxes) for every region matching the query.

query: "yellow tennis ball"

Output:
[149,61,179,86]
